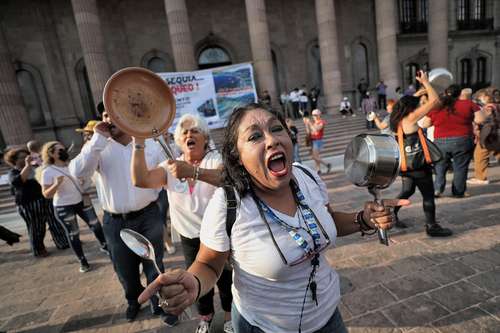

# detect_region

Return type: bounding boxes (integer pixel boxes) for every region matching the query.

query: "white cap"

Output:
[312,109,321,116]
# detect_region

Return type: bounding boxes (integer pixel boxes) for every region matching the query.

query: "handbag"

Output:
[397,124,442,172]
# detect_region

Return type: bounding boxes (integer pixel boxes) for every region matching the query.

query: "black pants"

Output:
[395,169,436,225]
[156,189,169,226]
[55,201,107,263]
[340,108,353,115]
[18,198,69,256]
[180,235,233,315]
[378,94,386,110]
[103,203,164,306]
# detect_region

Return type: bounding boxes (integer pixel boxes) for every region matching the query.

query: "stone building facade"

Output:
[0,0,499,147]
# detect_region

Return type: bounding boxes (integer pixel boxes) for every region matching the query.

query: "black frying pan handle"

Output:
[368,186,389,246]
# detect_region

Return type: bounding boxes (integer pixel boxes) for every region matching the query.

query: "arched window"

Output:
[75,58,96,120]
[147,56,168,73]
[476,57,486,83]
[353,43,369,86]
[198,46,231,69]
[16,69,46,127]
[460,58,472,86]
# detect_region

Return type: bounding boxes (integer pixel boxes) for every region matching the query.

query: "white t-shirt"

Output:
[161,150,222,239]
[200,165,340,333]
[41,165,82,207]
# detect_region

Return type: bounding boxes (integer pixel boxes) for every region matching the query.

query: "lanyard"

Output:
[251,179,321,255]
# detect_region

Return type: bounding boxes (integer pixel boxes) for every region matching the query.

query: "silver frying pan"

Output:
[344,134,400,246]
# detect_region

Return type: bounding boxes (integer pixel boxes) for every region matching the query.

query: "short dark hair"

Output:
[221,103,290,197]
[3,147,29,167]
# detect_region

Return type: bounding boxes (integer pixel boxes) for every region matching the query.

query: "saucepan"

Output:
[102,67,178,160]
[344,134,400,246]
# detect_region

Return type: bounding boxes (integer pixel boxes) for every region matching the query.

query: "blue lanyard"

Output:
[253,179,321,255]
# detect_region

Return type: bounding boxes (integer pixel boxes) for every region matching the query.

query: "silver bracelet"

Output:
[194,166,200,181]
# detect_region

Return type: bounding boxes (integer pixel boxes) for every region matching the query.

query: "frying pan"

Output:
[428,68,453,94]
[344,134,400,246]
[102,67,178,160]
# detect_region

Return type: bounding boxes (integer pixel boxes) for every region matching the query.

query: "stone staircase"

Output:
[0,110,378,215]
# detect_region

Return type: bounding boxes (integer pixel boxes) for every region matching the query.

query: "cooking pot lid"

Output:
[102,67,176,138]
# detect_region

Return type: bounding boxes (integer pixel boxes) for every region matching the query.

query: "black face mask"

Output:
[58,149,69,162]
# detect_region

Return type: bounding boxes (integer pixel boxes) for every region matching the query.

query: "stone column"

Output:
[315,0,343,111]
[164,0,196,71]
[244,0,278,105]
[0,29,32,145]
[495,2,500,86]
[428,0,449,69]
[375,0,401,99]
[71,0,111,105]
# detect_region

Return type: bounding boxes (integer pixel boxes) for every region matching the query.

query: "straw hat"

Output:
[76,120,99,133]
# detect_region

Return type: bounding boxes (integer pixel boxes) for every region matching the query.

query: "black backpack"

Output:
[223,164,319,237]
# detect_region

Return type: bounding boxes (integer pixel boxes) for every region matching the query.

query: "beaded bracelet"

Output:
[355,210,377,236]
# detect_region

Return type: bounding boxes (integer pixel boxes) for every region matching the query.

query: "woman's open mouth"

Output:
[266,152,288,177]
[186,138,196,149]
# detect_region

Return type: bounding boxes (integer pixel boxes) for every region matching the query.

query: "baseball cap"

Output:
[312,109,322,116]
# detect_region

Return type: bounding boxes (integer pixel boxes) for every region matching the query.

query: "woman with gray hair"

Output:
[131,113,233,333]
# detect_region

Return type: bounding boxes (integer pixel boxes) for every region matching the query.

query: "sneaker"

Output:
[434,191,443,198]
[100,244,110,256]
[195,319,211,333]
[79,260,91,273]
[342,115,346,119]
[161,312,179,327]
[165,243,176,255]
[426,224,453,237]
[467,178,489,185]
[352,114,356,117]
[126,304,141,322]
[223,320,234,333]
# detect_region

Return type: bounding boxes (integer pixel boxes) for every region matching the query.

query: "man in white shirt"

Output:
[70,107,178,326]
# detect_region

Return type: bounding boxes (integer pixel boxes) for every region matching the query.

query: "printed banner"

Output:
[157,63,257,130]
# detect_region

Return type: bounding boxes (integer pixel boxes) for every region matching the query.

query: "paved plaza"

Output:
[0,163,499,333]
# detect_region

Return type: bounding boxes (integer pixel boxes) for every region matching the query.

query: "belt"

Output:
[104,201,156,220]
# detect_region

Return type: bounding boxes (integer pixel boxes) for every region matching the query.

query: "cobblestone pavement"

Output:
[1,163,499,333]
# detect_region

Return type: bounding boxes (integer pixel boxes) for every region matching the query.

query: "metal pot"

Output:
[344,134,400,246]
[344,134,400,189]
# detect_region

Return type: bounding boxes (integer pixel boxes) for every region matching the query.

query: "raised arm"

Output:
[131,137,168,188]
[405,71,440,125]
[69,122,109,179]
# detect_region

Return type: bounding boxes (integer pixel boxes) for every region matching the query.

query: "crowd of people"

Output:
[0,69,499,333]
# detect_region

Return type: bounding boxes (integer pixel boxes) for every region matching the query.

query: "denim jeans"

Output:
[102,203,164,306]
[434,136,474,196]
[231,304,347,333]
[54,201,107,263]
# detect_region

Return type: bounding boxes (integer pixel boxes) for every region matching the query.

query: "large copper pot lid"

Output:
[103,67,176,138]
